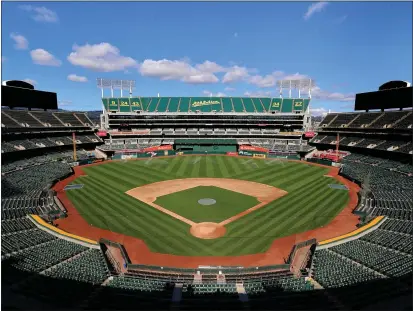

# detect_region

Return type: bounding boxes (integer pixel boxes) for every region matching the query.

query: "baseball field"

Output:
[65,156,350,256]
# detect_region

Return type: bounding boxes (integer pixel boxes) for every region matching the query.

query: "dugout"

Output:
[174,139,238,154]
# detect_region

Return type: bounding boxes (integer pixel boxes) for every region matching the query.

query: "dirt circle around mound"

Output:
[190,222,227,239]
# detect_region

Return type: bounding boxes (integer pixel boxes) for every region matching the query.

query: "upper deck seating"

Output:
[348,112,382,128]
[74,113,94,126]
[53,112,83,126]
[1,112,21,127]
[4,110,43,127]
[370,111,410,129]
[328,113,357,127]
[30,111,63,127]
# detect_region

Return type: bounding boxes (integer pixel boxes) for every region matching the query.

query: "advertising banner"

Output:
[143,145,173,153]
[121,154,136,160]
[238,150,252,156]
[304,131,316,138]
[253,154,266,159]
[226,152,238,156]
[97,130,107,137]
[239,145,269,153]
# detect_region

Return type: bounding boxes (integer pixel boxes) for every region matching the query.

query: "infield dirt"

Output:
[125,178,287,238]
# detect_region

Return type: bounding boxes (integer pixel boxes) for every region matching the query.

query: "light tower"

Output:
[96,78,136,99]
[276,78,315,99]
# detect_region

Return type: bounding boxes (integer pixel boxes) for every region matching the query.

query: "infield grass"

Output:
[154,186,259,222]
[66,156,349,256]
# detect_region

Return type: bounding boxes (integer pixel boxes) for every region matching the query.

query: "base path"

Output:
[53,159,360,268]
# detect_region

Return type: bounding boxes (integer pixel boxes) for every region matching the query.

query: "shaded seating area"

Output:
[86,276,174,310]
[312,249,382,288]
[2,238,87,284]
[44,249,110,285]
[330,240,413,277]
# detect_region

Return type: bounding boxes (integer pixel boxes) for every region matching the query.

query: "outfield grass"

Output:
[66,156,349,256]
[154,186,259,223]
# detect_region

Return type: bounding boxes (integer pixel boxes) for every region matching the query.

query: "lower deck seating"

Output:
[312,249,382,288]
[44,249,110,285]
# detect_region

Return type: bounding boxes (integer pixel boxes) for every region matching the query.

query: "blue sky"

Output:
[2,1,412,114]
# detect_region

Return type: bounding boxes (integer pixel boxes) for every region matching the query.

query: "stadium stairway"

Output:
[2,111,21,126]
[236,283,249,302]
[392,112,412,127]
[27,112,44,126]
[79,277,112,310]
[367,113,384,127]
[307,278,349,310]
[172,283,183,302]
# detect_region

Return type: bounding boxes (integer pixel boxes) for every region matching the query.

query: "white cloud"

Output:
[283,73,310,80]
[67,74,88,82]
[310,86,355,102]
[202,90,227,97]
[1,56,6,63]
[58,100,72,107]
[304,2,329,20]
[10,33,28,50]
[248,71,307,88]
[23,79,37,85]
[139,59,220,84]
[19,5,58,23]
[309,107,329,116]
[244,90,272,97]
[224,87,235,92]
[67,43,138,72]
[30,49,61,66]
[195,60,225,73]
[222,66,250,83]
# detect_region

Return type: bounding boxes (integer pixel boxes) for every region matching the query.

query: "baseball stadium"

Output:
[1,76,412,310]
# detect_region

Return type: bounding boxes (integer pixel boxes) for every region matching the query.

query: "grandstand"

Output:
[95,77,315,157]
[309,81,412,162]
[1,79,412,310]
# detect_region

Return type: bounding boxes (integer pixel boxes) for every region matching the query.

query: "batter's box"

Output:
[125,178,288,239]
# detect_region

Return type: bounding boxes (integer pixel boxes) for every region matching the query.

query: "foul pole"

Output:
[335,133,340,162]
[72,132,77,161]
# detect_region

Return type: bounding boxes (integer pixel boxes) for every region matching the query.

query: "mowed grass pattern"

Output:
[66,156,349,256]
[154,186,259,223]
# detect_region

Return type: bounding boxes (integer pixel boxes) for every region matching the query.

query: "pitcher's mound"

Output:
[190,222,226,239]
[198,198,216,205]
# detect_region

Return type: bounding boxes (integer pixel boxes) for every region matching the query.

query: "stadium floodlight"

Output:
[276,78,315,98]
[97,78,136,97]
